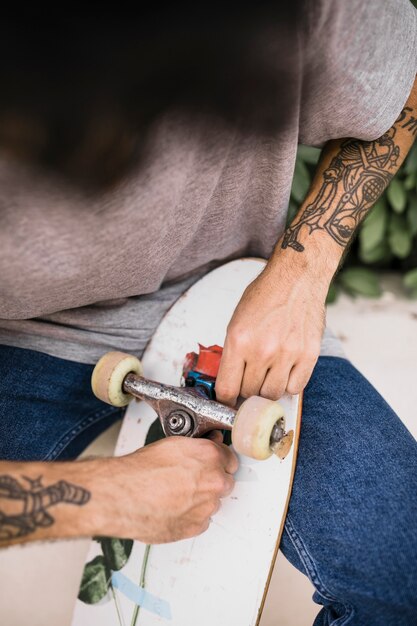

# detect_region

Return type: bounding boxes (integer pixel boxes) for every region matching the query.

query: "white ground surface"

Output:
[0,275,416,626]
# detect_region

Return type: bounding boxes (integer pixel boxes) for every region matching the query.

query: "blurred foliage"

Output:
[290,144,417,301]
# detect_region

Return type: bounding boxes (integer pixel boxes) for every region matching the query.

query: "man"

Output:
[0,3,416,624]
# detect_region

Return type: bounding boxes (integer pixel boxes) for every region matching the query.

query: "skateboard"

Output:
[72,258,302,626]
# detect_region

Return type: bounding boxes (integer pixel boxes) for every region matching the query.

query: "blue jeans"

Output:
[0,345,416,625]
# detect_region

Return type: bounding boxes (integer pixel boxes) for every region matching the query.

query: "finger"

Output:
[286,357,317,395]
[206,430,224,444]
[204,470,235,497]
[211,499,222,516]
[198,519,211,535]
[214,442,240,475]
[215,342,245,406]
[240,361,268,398]
[179,521,209,541]
[219,473,235,497]
[259,363,292,400]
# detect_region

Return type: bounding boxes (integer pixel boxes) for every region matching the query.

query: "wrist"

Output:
[269,229,341,289]
[81,453,151,541]
[70,455,138,539]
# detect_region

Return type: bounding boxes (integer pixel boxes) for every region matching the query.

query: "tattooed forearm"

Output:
[397,106,417,135]
[282,104,417,253]
[0,474,90,542]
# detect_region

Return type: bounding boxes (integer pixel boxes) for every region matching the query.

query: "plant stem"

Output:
[111,584,126,626]
[130,544,152,626]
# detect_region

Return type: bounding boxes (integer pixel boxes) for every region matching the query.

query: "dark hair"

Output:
[0,8,299,188]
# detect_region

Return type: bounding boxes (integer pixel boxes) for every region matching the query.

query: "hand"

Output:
[215,256,327,405]
[105,432,238,544]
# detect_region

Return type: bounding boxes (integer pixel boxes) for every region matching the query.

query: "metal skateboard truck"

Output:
[122,370,286,444]
[92,351,293,460]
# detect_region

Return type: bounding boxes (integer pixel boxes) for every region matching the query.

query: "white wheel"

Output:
[91,351,143,407]
[232,396,285,460]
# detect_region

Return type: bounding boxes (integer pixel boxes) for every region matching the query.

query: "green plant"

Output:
[78,538,133,625]
[79,537,133,605]
[290,144,417,300]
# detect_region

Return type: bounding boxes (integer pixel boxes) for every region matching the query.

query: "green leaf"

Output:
[99,537,133,571]
[404,143,417,175]
[403,268,417,291]
[297,145,321,165]
[78,556,111,604]
[359,241,391,264]
[404,172,416,190]
[339,268,381,298]
[387,178,407,213]
[291,158,311,203]
[407,194,417,236]
[145,418,166,445]
[388,214,412,258]
[359,198,387,252]
[326,282,338,304]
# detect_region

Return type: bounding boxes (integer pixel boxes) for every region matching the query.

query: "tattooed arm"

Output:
[0,433,237,547]
[216,76,417,405]
[0,462,92,545]
[282,107,416,254]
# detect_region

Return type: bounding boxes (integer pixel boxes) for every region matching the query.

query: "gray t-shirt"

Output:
[0,0,416,364]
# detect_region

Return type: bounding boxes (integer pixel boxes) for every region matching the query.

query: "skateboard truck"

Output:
[92,351,293,460]
[122,371,286,445]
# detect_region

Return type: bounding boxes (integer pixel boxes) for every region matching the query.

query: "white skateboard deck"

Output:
[72,258,302,626]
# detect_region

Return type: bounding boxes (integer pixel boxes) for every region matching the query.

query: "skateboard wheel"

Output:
[91,351,143,407]
[232,396,285,460]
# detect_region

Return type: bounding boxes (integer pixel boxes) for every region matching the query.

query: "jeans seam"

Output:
[284,515,355,625]
[43,405,122,461]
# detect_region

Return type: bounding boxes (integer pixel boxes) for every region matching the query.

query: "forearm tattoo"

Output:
[282,106,416,252]
[0,474,90,542]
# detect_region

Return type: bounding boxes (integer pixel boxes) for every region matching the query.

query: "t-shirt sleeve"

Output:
[299,0,417,146]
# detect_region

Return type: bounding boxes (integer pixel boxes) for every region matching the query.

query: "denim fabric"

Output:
[0,346,416,624]
[280,357,417,626]
[0,345,124,461]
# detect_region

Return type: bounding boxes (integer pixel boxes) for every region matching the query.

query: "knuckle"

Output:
[189,522,205,537]
[212,473,230,495]
[228,325,250,349]
[258,342,278,361]
[215,383,236,401]
[198,519,211,534]
[222,475,235,496]
[199,502,215,519]
[210,499,221,515]
[215,475,228,494]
